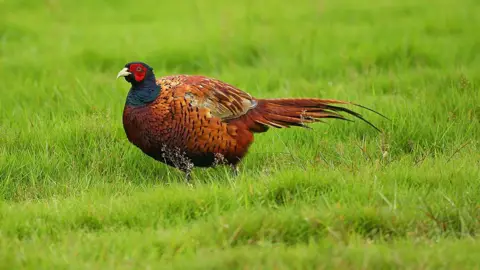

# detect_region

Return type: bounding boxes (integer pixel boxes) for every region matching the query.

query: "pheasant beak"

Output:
[116,68,131,79]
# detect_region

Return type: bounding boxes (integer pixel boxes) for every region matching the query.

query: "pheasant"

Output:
[117,62,385,179]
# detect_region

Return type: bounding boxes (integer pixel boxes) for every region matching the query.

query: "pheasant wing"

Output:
[177,76,257,121]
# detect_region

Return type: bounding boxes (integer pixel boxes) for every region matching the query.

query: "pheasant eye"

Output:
[136,66,143,72]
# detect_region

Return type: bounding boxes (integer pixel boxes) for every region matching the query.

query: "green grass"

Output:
[1,0,480,268]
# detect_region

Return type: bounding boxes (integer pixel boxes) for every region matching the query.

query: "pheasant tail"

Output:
[236,98,385,133]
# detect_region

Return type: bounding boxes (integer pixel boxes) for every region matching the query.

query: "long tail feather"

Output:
[238,98,384,133]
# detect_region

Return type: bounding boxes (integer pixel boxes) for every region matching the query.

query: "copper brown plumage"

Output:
[117,62,386,179]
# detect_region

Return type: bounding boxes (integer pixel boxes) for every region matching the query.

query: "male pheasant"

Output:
[117,62,384,179]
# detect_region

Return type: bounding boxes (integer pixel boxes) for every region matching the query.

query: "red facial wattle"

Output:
[129,63,146,82]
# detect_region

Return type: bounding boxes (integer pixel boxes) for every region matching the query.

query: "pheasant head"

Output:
[117,62,156,85]
[117,62,160,107]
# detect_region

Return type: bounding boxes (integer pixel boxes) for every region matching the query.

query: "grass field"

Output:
[1,0,480,268]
